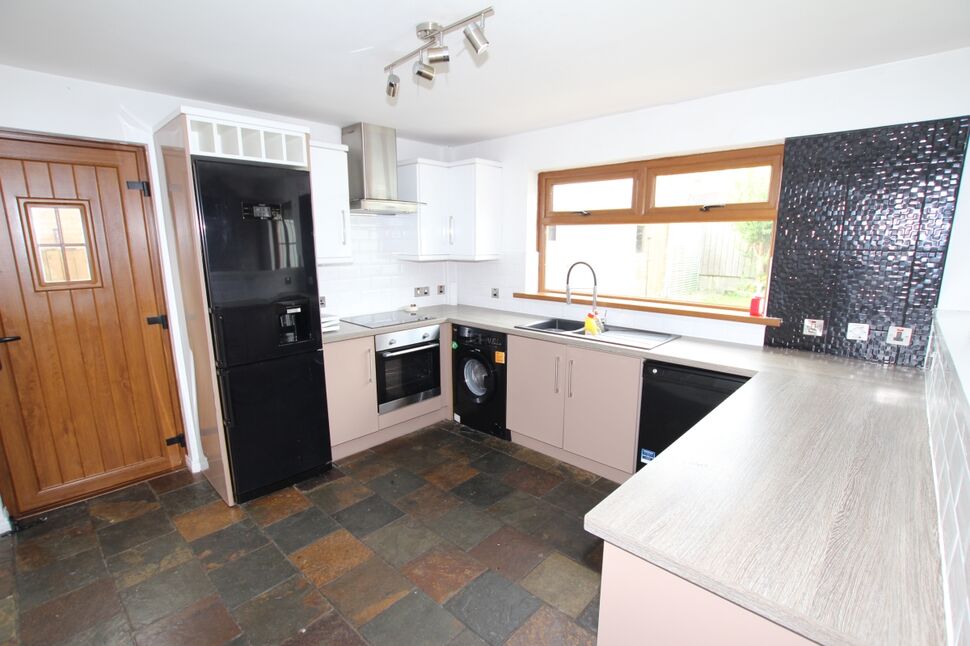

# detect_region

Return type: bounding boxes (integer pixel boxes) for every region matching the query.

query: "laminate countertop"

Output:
[323,305,943,646]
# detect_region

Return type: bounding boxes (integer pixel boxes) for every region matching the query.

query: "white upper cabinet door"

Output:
[398,159,451,260]
[310,142,352,264]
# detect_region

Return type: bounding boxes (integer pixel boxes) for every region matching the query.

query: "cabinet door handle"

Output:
[448,216,454,245]
[554,356,560,394]
[366,348,374,384]
[341,209,348,246]
[567,359,574,398]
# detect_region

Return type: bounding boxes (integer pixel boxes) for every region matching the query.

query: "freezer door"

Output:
[219,350,331,501]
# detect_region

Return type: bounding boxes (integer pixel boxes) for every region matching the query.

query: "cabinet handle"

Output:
[341,209,348,246]
[567,359,574,398]
[366,348,374,384]
[448,216,454,245]
[554,356,560,394]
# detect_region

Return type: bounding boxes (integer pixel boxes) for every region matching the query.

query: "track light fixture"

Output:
[383,6,493,98]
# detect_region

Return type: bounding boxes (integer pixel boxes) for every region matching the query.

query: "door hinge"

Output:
[126,180,151,197]
[146,314,168,330]
[165,433,186,448]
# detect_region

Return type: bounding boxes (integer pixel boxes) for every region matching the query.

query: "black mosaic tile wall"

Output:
[765,117,969,367]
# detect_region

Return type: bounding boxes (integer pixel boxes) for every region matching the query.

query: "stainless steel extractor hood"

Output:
[341,123,420,215]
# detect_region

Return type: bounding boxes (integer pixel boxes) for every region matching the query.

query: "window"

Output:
[22,200,100,290]
[535,146,783,313]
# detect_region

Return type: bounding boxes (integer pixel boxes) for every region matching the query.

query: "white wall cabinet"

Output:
[310,141,352,264]
[507,335,641,473]
[396,158,502,262]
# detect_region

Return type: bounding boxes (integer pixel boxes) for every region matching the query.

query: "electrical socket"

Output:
[886,326,913,346]
[803,318,824,336]
[414,286,430,297]
[491,288,500,298]
[437,285,446,295]
[318,296,326,307]
[846,322,869,341]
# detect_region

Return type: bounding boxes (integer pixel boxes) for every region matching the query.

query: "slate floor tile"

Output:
[361,590,464,646]
[367,469,426,501]
[265,506,339,554]
[158,480,220,517]
[14,520,98,573]
[306,478,373,515]
[469,451,524,476]
[450,473,513,508]
[19,577,123,646]
[244,488,311,527]
[0,595,15,643]
[591,477,620,496]
[542,481,606,517]
[331,495,403,538]
[505,605,595,646]
[61,611,133,646]
[531,515,602,568]
[120,559,215,629]
[502,463,564,497]
[147,469,202,495]
[98,508,174,557]
[293,467,346,493]
[321,557,412,626]
[426,504,503,551]
[208,543,296,608]
[449,629,490,646]
[468,526,549,581]
[402,546,486,603]
[421,461,479,490]
[363,516,444,567]
[190,518,268,572]
[133,594,240,646]
[106,531,194,589]
[444,571,541,646]
[15,502,89,543]
[173,500,246,542]
[280,610,366,646]
[520,553,599,617]
[337,452,397,482]
[436,438,490,463]
[395,484,462,522]
[232,576,331,646]
[88,483,161,530]
[16,547,107,611]
[576,592,600,633]
[290,529,373,587]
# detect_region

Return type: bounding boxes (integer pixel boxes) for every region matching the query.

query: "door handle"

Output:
[554,356,560,394]
[366,348,374,384]
[0,336,21,344]
[381,342,439,358]
[341,209,347,246]
[448,216,454,245]
[567,359,574,398]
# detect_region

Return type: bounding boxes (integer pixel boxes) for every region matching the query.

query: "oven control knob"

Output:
[422,333,429,339]
[388,339,397,346]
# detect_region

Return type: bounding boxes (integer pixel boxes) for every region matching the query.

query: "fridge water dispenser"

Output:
[277,298,310,345]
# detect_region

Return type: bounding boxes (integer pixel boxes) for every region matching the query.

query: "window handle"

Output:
[699,204,725,212]
[575,210,591,216]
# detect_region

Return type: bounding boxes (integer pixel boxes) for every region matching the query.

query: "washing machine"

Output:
[452,325,510,440]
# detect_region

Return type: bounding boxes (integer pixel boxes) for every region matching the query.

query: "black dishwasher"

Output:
[637,361,748,470]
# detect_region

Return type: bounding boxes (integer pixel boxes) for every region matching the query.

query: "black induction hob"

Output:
[341,310,436,329]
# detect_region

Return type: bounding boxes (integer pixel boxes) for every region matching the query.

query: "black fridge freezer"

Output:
[194,157,331,502]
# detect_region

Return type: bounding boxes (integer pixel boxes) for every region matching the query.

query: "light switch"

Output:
[886,326,913,346]
[803,319,825,336]
[846,323,869,341]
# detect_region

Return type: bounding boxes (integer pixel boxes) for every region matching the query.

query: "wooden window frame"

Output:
[533,145,784,319]
[19,198,102,291]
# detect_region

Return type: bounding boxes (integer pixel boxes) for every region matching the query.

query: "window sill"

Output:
[512,292,783,328]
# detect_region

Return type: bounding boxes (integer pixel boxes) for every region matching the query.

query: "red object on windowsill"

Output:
[749,294,763,317]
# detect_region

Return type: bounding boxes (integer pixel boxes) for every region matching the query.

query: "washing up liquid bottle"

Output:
[584,312,601,335]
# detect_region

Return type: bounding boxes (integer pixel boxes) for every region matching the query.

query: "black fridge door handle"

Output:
[0,336,21,344]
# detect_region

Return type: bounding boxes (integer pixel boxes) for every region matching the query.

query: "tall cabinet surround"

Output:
[765,116,969,366]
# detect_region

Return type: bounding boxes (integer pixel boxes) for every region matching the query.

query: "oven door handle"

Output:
[380,342,439,358]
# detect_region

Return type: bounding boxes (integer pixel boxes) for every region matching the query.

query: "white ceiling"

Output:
[2,0,969,144]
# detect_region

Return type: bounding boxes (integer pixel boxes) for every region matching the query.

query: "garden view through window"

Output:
[537,146,782,311]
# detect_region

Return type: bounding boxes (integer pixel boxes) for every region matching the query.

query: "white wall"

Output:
[448,47,970,342]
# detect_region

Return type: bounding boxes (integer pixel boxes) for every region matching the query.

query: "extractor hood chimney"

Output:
[341,123,420,215]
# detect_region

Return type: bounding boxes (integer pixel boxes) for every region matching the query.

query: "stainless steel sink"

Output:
[516,318,678,351]
[516,318,585,333]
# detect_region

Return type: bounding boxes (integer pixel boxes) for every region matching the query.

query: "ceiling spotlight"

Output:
[413,57,435,82]
[463,19,489,55]
[386,71,400,98]
[426,42,450,64]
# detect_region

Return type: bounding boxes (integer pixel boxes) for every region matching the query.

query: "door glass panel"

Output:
[653,165,772,207]
[551,178,634,212]
[30,207,60,244]
[59,207,86,243]
[39,247,67,282]
[464,359,489,397]
[64,246,92,281]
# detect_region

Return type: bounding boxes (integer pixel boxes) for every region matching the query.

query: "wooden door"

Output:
[507,335,566,447]
[562,346,641,473]
[0,131,184,517]
[323,336,378,447]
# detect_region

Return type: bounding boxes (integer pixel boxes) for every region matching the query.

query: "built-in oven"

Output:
[374,324,441,414]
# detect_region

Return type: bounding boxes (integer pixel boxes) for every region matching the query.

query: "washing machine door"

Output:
[457,349,496,405]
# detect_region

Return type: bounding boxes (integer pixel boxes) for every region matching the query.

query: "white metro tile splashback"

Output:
[315,215,452,318]
[927,311,970,646]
